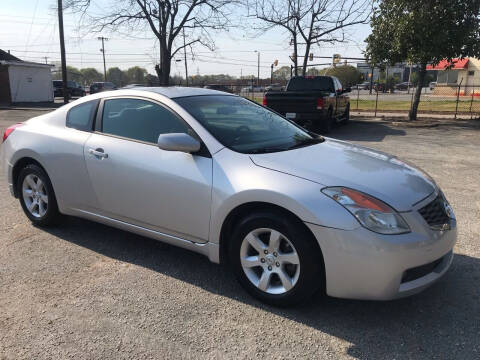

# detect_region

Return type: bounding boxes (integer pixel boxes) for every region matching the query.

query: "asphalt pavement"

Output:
[0,109,479,359]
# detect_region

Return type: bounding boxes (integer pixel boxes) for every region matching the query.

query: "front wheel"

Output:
[17,164,61,226]
[229,212,324,306]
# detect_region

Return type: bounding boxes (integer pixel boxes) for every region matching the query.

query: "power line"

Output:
[24,0,40,52]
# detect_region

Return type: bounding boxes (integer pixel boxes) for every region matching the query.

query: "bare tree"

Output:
[253,0,307,76]
[297,0,372,75]
[68,0,234,85]
[253,0,372,76]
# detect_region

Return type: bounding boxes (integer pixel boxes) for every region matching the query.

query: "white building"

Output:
[356,62,417,82]
[0,49,53,104]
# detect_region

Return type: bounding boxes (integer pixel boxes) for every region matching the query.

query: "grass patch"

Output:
[247,96,480,113]
[353,99,480,113]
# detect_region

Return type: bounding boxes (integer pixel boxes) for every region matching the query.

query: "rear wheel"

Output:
[17,164,61,226]
[341,103,350,125]
[321,108,334,134]
[229,211,324,306]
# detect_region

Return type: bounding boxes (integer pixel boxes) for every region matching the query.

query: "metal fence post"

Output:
[356,87,360,110]
[454,84,461,120]
[469,85,475,119]
[374,86,379,117]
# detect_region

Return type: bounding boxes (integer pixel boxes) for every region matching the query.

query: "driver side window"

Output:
[101,98,189,144]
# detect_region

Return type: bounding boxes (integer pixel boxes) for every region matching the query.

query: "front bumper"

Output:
[306,193,457,300]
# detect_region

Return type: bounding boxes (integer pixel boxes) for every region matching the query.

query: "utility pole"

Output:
[254,50,260,87]
[57,0,68,104]
[98,36,108,81]
[183,28,188,86]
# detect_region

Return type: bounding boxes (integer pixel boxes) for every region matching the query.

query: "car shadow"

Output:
[44,216,479,359]
[329,120,407,142]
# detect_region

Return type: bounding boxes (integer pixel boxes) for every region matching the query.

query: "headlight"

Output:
[322,187,410,235]
[441,192,455,220]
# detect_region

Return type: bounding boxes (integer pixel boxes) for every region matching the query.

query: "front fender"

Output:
[209,149,360,245]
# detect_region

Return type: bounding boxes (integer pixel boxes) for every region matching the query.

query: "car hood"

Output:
[249,138,436,211]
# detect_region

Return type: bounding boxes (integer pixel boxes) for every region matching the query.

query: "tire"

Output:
[228,211,324,306]
[320,108,334,134]
[341,103,350,125]
[17,164,61,227]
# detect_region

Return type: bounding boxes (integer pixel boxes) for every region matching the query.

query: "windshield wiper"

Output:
[287,136,324,150]
[248,147,288,154]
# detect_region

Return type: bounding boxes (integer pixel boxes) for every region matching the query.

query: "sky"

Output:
[0,0,372,78]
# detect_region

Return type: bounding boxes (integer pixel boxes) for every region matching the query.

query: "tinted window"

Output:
[175,95,315,153]
[287,77,334,92]
[102,98,189,143]
[66,100,98,131]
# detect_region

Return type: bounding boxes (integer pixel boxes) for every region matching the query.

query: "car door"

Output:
[83,96,213,243]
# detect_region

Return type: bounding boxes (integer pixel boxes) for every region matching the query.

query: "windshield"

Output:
[175,95,320,154]
[287,77,334,92]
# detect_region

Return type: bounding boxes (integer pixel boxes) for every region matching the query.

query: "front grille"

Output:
[418,195,450,230]
[401,256,444,283]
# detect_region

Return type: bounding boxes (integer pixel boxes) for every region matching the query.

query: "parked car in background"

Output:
[265,83,284,91]
[120,84,145,89]
[203,84,232,93]
[430,82,437,90]
[90,82,117,94]
[264,76,350,133]
[52,80,86,97]
[356,81,371,90]
[1,87,457,306]
[395,82,413,91]
[241,85,265,92]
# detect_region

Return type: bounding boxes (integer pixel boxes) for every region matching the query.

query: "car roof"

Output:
[130,86,235,99]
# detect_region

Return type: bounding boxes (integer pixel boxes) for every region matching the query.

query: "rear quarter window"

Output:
[66,100,99,131]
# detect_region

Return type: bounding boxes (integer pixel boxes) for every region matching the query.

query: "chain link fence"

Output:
[184,82,480,119]
[351,84,480,119]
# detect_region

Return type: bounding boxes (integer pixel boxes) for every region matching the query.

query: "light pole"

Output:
[254,50,260,87]
[98,36,108,81]
[57,0,68,104]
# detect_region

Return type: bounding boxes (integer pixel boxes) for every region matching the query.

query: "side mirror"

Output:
[157,133,201,153]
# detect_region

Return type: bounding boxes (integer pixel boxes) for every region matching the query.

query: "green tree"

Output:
[52,66,82,82]
[126,66,148,84]
[107,67,127,87]
[366,0,480,120]
[272,66,292,82]
[410,72,435,87]
[80,68,103,85]
[319,65,363,88]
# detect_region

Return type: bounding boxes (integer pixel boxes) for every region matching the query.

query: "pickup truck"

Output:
[263,76,350,133]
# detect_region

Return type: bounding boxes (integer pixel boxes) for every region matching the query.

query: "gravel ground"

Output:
[0,109,479,359]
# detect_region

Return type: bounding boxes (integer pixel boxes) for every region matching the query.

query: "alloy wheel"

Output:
[22,174,48,218]
[240,228,300,295]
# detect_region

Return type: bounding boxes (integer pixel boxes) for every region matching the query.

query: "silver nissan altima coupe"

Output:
[1,87,456,306]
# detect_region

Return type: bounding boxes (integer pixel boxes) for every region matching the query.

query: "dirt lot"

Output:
[1,109,479,359]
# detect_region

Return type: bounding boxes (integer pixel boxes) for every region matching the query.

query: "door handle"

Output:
[88,148,108,159]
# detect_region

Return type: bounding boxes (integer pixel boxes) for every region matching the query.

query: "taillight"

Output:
[2,123,23,142]
[316,98,324,110]
[262,96,267,106]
